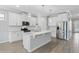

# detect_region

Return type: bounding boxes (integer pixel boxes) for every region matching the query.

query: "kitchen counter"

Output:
[32,31,51,38]
[32,31,52,35]
[22,30,52,52]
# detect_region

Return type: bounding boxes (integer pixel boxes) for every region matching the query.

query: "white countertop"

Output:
[23,30,52,39]
[32,31,52,35]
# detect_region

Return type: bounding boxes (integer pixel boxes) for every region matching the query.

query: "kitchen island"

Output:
[22,31,52,52]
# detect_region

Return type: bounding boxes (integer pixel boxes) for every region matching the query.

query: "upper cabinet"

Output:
[9,12,16,26]
[9,12,37,26]
[0,13,5,21]
[29,16,37,26]
[15,14,22,26]
[9,12,23,26]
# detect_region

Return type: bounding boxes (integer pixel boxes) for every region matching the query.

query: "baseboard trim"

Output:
[0,40,9,43]
[9,39,22,43]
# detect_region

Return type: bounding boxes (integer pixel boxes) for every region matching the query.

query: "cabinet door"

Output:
[17,31,22,40]
[9,12,23,26]
[9,12,17,26]
[9,32,17,42]
[16,14,22,26]
[21,14,28,21]
[30,17,36,26]
[9,31,22,43]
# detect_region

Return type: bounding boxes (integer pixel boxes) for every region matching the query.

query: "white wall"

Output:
[37,16,47,31]
[73,20,79,32]
[48,17,57,37]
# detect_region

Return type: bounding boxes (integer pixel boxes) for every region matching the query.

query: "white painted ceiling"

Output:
[0,5,79,17]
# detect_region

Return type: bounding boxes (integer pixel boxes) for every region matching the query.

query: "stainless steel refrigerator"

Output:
[57,21,70,40]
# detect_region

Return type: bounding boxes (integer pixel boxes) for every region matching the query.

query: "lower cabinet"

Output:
[23,32,52,52]
[9,31,22,43]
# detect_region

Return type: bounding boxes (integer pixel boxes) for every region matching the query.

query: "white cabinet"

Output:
[9,27,22,43]
[29,17,37,26]
[21,14,28,21]
[9,12,17,26]
[16,14,22,26]
[9,12,23,26]
[9,31,22,43]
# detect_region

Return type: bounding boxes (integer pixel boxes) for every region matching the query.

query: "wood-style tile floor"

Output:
[0,33,79,53]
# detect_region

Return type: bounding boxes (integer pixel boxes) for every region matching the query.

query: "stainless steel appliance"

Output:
[57,21,70,40]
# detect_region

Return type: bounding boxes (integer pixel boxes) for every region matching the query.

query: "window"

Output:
[0,13,4,21]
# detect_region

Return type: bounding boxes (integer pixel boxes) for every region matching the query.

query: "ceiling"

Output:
[0,5,79,17]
